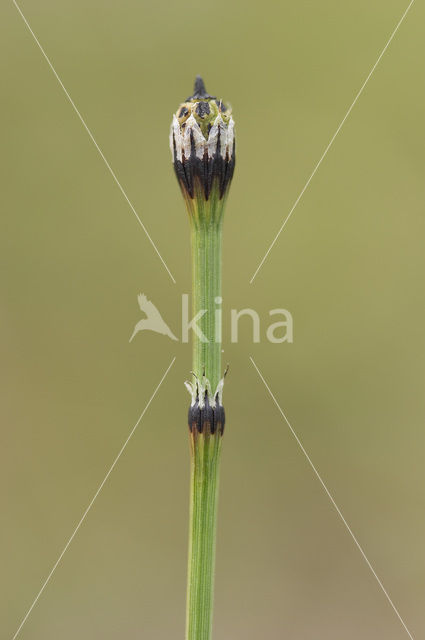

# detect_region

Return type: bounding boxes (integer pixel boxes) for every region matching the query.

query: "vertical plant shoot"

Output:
[170,76,235,640]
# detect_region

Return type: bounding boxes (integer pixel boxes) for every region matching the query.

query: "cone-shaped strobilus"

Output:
[170,76,235,640]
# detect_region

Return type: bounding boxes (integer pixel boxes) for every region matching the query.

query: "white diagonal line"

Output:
[11,356,176,640]
[250,0,415,284]
[12,0,176,284]
[249,356,414,640]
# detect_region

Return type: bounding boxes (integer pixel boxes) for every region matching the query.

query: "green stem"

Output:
[186,430,222,640]
[191,221,222,390]
[185,200,224,640]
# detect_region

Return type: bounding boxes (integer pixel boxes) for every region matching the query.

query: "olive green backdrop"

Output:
[1,1,424,638]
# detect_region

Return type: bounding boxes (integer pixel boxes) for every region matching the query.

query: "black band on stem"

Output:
[188,393,225,435]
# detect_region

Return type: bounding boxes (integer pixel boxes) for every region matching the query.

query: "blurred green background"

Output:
[1,1,424,638]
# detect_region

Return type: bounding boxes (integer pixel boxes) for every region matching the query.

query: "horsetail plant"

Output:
[170,76,235,640]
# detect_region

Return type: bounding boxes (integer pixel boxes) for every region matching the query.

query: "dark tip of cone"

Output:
[185,75,216,101]
[193,75,207,98]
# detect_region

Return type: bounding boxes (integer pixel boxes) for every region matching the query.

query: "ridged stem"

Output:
[190,221,222,390]
[185,199,224,640]
[186,431,222,640]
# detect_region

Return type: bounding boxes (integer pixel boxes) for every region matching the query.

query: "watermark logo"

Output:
[129,294,178,342]
[130,293,293,344]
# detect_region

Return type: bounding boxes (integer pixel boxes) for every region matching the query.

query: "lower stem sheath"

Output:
[185,219,224,640]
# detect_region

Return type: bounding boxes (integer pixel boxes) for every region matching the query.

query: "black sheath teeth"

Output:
[173,143,235,201]
[188,393,225,436]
